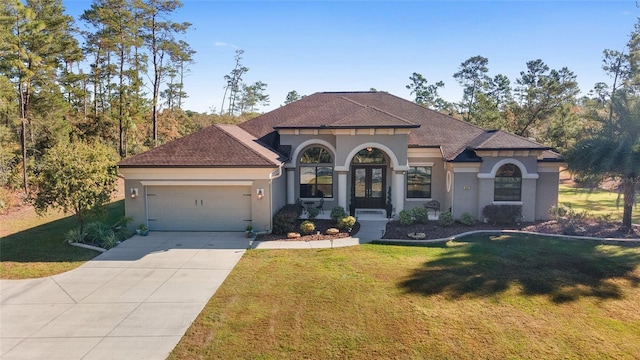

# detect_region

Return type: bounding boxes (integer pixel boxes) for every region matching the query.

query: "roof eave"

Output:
[117,164,281,169]
[274,125,420,130]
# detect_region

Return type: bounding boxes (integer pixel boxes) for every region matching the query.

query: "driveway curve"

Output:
[1,232,249,360]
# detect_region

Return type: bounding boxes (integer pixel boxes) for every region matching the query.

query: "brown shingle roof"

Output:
[118,125,282,167]
[241,91,561,161]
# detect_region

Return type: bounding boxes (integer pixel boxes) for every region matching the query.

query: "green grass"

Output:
[170,235,640,359]
[559,184,640,224]
[0,201,124,279]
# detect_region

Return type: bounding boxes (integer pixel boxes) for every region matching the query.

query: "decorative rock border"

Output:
[407,232,426,240]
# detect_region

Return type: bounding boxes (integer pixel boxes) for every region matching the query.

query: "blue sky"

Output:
[63,1,638,113]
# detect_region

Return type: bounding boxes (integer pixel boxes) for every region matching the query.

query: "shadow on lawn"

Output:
[399,234,640,303]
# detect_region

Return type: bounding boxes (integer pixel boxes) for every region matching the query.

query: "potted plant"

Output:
[349,192,356,217]
[245,224,253,238]
[385,186,393,218]
[136,224,149,236]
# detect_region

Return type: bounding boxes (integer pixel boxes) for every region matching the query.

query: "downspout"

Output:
[256,163,284,235]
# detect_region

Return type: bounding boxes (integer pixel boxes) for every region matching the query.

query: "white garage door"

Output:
[146,186,252,231]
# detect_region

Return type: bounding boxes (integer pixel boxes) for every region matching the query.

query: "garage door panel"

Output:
[146,186,251,231]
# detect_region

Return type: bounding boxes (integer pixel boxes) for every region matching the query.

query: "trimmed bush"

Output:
[412,206,429,224]
[307,206,320,219]
[300,220,315,234]
[399,209,413,226]
[460,212,475,226]
[438,211,454,227]
[330,206,347,221]
[482,205,522,224]
[338,216,356,230]
[273,204,301,234]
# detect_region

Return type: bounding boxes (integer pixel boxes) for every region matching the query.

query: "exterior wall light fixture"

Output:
[256,188,264,200]
[130,188,139,199]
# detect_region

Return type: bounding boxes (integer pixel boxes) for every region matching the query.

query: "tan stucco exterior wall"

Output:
[448,157,561,222]
[120,167,279,232]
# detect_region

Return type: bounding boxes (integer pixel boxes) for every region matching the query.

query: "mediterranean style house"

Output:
[118,91,563,232]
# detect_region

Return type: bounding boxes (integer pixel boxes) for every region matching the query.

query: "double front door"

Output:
[352,166,386,208]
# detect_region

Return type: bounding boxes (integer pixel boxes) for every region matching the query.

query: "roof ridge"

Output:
[217,124,281,165]
[338,96,416,126]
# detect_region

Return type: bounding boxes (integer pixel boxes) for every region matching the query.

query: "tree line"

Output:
[1,1,638,231]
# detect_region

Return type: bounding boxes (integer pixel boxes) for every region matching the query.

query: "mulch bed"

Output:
[256,219,360,242]
[382,219,640,241]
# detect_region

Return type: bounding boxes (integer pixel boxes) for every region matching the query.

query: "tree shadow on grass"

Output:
[398,234,640,303]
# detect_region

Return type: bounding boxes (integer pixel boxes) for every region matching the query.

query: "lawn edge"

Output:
[375,229,640,246]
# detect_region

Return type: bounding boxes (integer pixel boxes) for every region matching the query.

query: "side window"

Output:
[407,166,432,198]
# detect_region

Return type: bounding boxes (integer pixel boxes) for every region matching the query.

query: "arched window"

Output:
[494,164,522,201]
[351,148,386,164]
[300,147,333,198]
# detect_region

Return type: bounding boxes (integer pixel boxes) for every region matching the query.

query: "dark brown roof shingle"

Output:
[118,125,282,167]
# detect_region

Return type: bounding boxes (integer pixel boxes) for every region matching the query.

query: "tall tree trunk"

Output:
[621,178,636,232]
[118,50,125,158]
[18,81,28,195]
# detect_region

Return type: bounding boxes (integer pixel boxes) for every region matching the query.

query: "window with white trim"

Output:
[299,147,333,198]
[494,164,522,201]
[407,166,432,198]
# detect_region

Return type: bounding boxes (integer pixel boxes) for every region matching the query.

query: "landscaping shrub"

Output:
[412,206,429,224]
[399,209,413,226]
[338,216,356,230]
[438,211,454,227]
[64,227,87,243]
[272,204,301,235]
[548,204,590,235]
[102,233,118,249]
[307,206,320,219]
[330,206,347,221]
[85,221,113,244]
[300,220,315,234]
[460,212,475,226]
[482,205,522,224]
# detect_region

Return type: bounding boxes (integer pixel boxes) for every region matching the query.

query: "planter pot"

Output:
[136,229,149,236]
[246,231,253,238]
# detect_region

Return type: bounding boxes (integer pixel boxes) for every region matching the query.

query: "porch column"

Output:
[286,168,295,204]
[392,170,405,215]
[337,171,348,209]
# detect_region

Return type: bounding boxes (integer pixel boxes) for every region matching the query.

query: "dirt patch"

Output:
[383,220,640,241]
[256,219,360,242]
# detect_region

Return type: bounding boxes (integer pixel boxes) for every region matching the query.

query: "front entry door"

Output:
[352,166,386,208]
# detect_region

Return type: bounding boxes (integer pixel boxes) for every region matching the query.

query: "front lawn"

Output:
[559,184,639,224]
[0,200,124,279]
[170,234,640,359]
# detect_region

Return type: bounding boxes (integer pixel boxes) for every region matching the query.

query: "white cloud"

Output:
[214,41,238,49]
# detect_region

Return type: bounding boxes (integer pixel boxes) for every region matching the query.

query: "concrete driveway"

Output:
[1,232,249,360]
